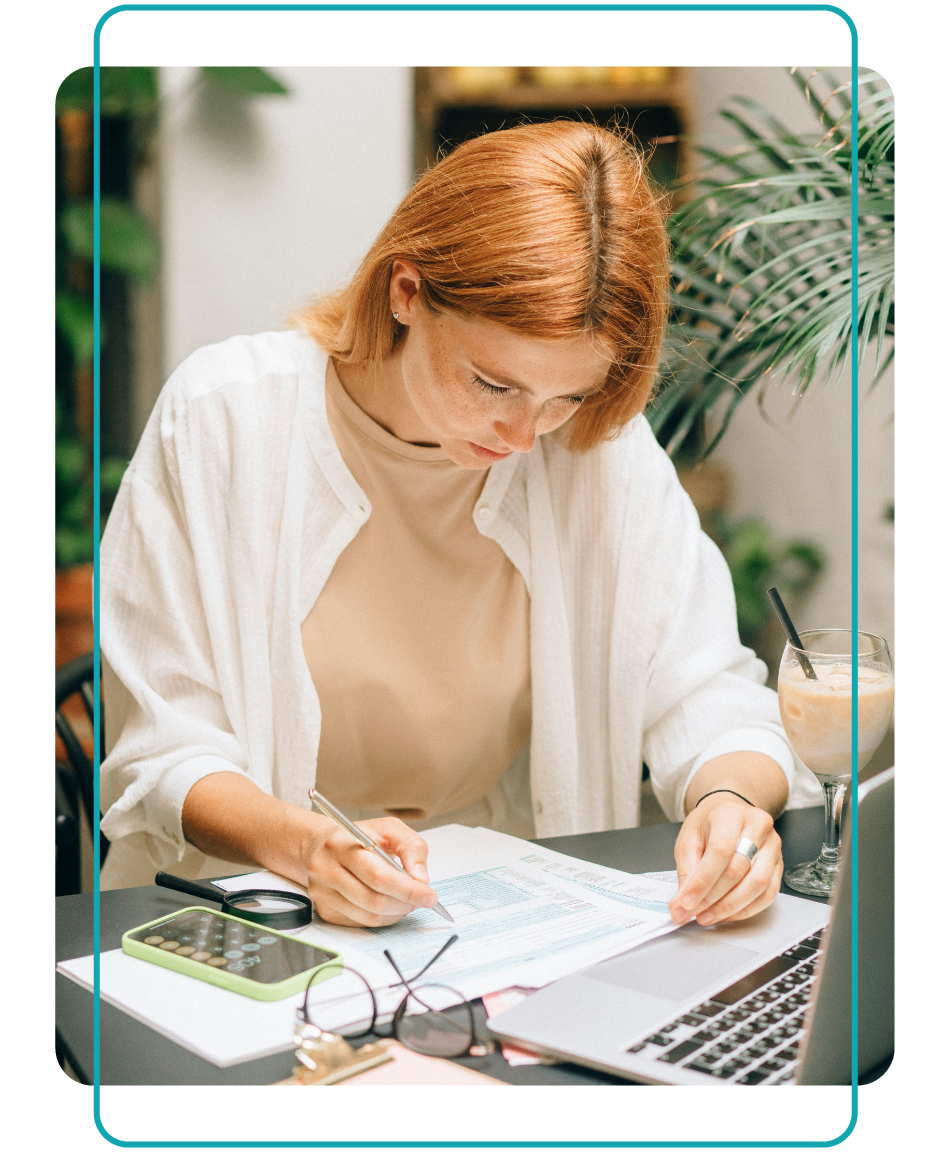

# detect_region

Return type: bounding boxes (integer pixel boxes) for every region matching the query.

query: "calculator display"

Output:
[127,909,336,984]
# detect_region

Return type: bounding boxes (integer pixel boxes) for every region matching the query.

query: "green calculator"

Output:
[122,906,343,1001]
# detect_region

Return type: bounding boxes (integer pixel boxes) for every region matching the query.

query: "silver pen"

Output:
[308,787,455,923]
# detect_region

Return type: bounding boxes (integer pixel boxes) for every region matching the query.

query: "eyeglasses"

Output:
[297,933,494,1059]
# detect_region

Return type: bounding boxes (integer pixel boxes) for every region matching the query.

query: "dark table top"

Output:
[56,805,826,1086]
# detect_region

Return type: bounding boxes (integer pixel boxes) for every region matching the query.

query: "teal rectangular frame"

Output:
[91,4,861,1146]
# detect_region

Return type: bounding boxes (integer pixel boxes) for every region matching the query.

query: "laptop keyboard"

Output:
[626,929,824,1085]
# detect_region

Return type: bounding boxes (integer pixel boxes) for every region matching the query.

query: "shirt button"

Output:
[477,506,491,519]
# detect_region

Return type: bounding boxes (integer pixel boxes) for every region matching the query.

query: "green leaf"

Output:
[100,457,129,496]
[201,67,289,96]
[55,437,88,486]
[56,66,158,115]
[61,198,160,284]
[55,292,101,365]
[778,542,825,591]
[56,68,94,110]
[705,512,824,646]
[56,524,95,570]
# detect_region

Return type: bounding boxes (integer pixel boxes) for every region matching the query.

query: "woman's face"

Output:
[391,261,612,470]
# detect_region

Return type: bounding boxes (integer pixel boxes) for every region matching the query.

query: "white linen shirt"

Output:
[99,330,820,885]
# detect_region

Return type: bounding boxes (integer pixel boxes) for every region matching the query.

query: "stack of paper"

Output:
[58,825,681,1068]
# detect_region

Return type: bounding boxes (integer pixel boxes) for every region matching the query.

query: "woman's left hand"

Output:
[668,793,783,926]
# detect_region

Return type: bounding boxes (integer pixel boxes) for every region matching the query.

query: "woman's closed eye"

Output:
[473,376,586,405]
[474,375,510,398]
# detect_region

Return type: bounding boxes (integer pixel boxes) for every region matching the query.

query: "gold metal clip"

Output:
[287,1023,394,1086]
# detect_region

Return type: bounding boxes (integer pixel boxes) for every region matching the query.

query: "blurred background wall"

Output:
[157,67,414,402]
[150,65,893,657]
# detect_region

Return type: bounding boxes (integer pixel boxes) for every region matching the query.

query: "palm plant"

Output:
[648,68,894,461]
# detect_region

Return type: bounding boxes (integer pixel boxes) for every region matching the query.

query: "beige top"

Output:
[301,361,532,826]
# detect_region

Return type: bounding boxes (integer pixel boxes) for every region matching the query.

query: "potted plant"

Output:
[648,67,894,460]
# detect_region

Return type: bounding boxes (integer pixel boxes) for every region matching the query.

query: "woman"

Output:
[100,120,819,930]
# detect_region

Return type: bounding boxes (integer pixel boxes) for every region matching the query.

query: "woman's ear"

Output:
[390,259,424,322]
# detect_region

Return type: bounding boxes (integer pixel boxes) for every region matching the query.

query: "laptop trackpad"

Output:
[586,930,758,1001]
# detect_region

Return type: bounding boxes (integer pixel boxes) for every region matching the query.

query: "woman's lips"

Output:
[469,442,512,461]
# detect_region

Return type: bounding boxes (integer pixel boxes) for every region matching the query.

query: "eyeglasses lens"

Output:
[329,988,377,1039]
[396,984,473,1058]
[306,974,378,1040]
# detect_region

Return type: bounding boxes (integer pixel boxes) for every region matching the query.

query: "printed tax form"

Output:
[216,824,682,1006]
[58,825,683,1067]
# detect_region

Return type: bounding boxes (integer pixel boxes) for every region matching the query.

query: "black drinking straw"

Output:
[767,587,819,680]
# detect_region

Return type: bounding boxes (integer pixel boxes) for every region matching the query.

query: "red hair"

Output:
[293,120,669,451]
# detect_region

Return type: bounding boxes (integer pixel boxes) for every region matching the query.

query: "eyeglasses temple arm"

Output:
[408,933,460,983]
[383,948,414,995]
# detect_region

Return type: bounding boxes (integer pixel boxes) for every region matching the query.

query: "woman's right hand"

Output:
[181,773,438,928]
[304,815,438,927]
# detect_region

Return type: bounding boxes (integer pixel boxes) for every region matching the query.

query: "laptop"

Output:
[488,768,894,1086]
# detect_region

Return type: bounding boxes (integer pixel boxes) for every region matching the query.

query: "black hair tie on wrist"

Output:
[695,788,755,810]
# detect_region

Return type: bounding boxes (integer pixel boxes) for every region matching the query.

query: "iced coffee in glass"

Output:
[778,629,893,896]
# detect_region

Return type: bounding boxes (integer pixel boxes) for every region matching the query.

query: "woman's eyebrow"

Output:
[471,362,600,399]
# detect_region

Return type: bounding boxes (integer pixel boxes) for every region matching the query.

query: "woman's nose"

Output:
[495,411,537,454]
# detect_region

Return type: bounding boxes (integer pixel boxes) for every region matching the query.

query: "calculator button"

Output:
[192,952,212,962]
[144,936,165,946]
[207,957,228,967]
[175,946,195,956]
[160,941,180,950]
[224,950,244,960]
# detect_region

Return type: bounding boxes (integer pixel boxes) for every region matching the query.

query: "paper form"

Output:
[214,824,681,1006]
[57,827,682,1068]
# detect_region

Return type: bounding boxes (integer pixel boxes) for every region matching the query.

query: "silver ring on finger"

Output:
[735,837,759,864]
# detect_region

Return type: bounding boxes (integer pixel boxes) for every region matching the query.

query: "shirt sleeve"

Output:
[638,474,821,822]
[99,391,251,861]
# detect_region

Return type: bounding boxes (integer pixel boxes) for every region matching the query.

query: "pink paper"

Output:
[482,987,555,1066]
[340,1042,509,1086]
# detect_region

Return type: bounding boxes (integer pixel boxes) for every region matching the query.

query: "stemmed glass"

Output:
[777,629,894,897]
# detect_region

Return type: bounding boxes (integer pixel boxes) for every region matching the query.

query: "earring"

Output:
[392,312,400,321]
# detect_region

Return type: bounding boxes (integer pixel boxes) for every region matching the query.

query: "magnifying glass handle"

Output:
[155,871,222,903]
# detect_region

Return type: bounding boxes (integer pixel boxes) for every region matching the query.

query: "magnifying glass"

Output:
[155,871,313,932]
